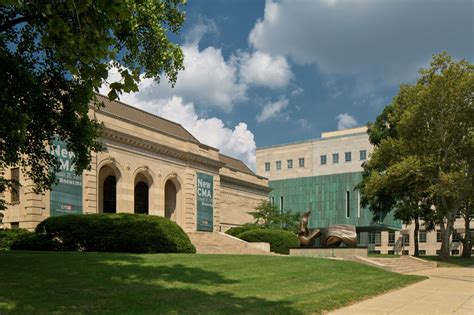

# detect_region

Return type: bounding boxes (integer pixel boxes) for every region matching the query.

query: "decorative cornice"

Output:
[101,128,225,171]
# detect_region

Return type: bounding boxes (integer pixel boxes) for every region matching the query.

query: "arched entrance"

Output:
[134,172,152,215]
[98,164,120,213]
[164,179,180,220]
[103,176,117,213]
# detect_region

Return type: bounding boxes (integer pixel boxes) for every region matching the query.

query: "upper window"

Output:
[419,231,427,243]
[403,234,410,246]
[320,155,327,165]
[369,232,381,246]
[452,232,460,242]
[264,162,270,172]
[276,161,282,170]
[287,159,293,169]
[360,150,367,161]
[299,158,305,168]
[332,153,339,164]
[388,231,395,245]
[345,152,351,162]
[10,167,20,203]
[436,230,442,242]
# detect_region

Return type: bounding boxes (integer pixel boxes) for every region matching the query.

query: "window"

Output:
[419,230,427,243]
[388,250,395,255]
[346,191,350,218]
[388,231,395,245]
[403,234,410,246]
[271,197,274,206]
[470,229,474,240]
[452,231,460,242]
[299,158,305,167]
[332,153,339,163]
[418,250,426,256]
[10,167,20,203]
[369,232,381,246]
[265,162,270,172]
[436,250,440,255]
[451,249,460,256]
[280,196,284,211]
[345,152,351,162]
[320,155,327,165]
[369,250,381,254]
[402,250,409,255]
[10,222,19,229]
[357,192,361,218]
[360,150,367,161]
[436,230,442,242]
[276,161,281,170]
[287,159,293,169]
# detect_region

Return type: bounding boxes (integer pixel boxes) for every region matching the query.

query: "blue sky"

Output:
[102,0,473,169]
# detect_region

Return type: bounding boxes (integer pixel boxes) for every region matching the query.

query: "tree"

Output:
[0,0,186,209]
[248,201,300,232]
[359,52,474,260]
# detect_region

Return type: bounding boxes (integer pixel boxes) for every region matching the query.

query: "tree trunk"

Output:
[413,217,419,257]
[461,213,472,258]
[439,221,451,260]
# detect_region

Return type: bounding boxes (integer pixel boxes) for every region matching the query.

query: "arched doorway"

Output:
[103,176,117,213]
[165,180,178,220]
[134,181,149,214]
[98,164,120,213]
[133,171,152,215]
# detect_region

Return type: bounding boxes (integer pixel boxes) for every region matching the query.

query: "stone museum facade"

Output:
[1,95,270,232]
[256,127,473,256]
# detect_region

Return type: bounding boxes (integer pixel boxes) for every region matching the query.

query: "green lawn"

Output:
[420,255,474,268]
[0,252,425,314]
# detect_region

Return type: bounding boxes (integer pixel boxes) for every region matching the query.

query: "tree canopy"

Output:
[359,52,474,259]
[0,0,186,209]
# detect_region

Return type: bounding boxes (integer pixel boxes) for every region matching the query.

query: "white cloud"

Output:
[256,98,289,123]
[336,113,359,130]
[249,0,472,101]
[291,87,304,96]
[238,51,292,88]
[298,118,311,129]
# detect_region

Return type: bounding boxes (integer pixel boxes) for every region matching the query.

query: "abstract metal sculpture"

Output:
[298,211,357,248]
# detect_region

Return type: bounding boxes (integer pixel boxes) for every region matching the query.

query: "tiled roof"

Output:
[94,94,200,143]
[219,154,255,175]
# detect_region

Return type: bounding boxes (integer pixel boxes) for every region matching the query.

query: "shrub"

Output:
[237,228,298,255]
[31,213,196,253]
[0,228,33,250]
[225,224,259,237]
[10,234,57,251]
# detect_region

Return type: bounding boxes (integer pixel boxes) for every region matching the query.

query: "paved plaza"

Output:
[330,267,474,315]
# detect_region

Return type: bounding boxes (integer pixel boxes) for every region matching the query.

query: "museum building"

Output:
[1,95,270,232]
[256,127,473,256]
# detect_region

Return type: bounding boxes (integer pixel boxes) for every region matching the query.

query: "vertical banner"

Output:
[196,172,213,231]
[50,139,83,216]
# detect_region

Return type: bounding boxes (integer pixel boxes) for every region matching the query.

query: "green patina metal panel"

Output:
[50,139,83,216]
[269,172,401,230]
[196,172,214,231]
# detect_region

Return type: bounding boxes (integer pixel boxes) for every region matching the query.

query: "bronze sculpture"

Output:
[298,211,357,247]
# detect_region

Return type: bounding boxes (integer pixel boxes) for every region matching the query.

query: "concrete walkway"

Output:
[330,267,474,315]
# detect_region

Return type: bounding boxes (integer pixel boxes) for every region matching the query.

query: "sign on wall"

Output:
[50,139,83,216]
[196,172,213,231]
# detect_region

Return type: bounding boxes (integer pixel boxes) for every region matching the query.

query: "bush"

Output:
[29,213,196,253]
[0,228,33,250]
[225,224,259,237]
[10,234,57,251]
[237,228,298,255]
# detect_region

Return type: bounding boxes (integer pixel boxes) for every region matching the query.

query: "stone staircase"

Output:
[187,232,274,255]
[349,255,437,273]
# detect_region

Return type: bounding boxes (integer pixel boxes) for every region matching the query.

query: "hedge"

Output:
[0,228,33,250]
[237,228,298,255]
[12,213,196,254]
[225,224,259,237]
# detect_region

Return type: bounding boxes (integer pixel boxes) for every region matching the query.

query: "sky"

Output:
[100,0,473,170]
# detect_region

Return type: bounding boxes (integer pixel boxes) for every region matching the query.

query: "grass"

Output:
[420,255,474,268]
[0,252,425,314]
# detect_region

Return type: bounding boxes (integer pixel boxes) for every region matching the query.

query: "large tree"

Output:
[359,52,474,260]
[0,0,186,209]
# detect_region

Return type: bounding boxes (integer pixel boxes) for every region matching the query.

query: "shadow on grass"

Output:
[0,252,301,314]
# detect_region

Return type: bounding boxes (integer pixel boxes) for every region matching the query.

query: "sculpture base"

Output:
[289,247,368,258]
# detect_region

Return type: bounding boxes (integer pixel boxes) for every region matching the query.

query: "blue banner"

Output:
[196,172,213,231]
[50,139,83,216]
